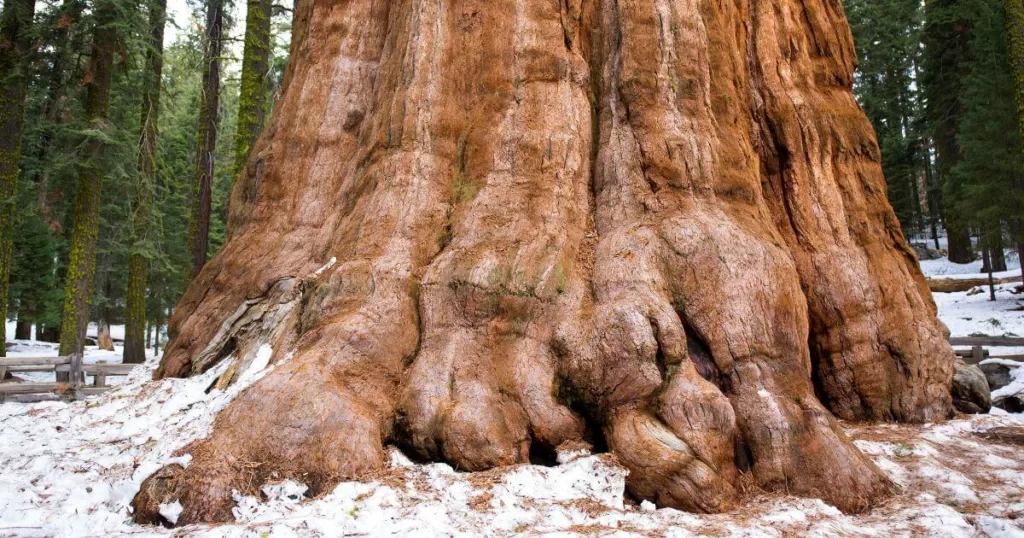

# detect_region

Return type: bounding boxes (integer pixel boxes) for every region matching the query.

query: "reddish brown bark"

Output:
[134,0,954,525]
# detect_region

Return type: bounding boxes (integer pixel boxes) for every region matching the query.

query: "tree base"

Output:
[134,0,951,525]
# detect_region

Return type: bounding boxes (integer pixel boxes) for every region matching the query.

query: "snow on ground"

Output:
[1,255,1023,537]
[932,283,1024,338]
[918,248,1021,280]
[1,353,1022,538]
[920,252,1024,338]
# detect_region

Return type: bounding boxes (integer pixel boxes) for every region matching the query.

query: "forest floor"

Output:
[1,258,1023,537]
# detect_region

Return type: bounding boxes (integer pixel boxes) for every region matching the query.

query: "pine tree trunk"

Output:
[945,216,975,263]
[14,321,30,340]
[125,0,166,365]
[38,325,59,343]
[0,0,36,357]
[981,228,1007,273]
[925,0,975,265]
[57,0,116,359]
[187,0,224,277]
[233,0,272,176]
[134,0,954,525]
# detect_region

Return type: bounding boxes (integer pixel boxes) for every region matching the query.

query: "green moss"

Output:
[233,0,273,177]
[58,0,117,357]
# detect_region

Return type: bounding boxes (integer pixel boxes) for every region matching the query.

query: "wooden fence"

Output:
[0,354,137,403]
[950,336,1024,365]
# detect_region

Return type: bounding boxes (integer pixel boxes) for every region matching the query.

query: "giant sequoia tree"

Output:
[134,0,956,525]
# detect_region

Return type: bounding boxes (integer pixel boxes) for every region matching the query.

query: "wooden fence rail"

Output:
[0,354,137,404]
[949,336,1024,365]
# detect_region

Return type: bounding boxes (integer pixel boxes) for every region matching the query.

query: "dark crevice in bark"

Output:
[528,441,560,467]
[734,436,753,474]
[683,324,724,392]
[808,339,832,410]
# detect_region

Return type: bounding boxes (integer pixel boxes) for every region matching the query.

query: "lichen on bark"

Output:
[134,0,955,526]
[58,0,117,358]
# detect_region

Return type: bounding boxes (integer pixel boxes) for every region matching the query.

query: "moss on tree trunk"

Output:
[0,0,36,357]
[58,0,117,358]
[125,0,167,364]
[233,0,272,178]
[188,0,224,277]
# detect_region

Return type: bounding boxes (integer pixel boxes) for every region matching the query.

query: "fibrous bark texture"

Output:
[135,0,955,525]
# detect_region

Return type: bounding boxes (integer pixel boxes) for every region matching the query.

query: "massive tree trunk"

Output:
[0,0,36,357]
[134,0,955,526]
[125,0,167,364]
[187,0,224,277]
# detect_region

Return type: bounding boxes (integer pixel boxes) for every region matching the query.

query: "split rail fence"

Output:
[950,336,1024,365]
[0,354,136,403]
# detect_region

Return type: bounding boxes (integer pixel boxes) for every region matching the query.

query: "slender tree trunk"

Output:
[233,0,272,177]
[125,0,167,364]
[188,0,224,277]
[58,0,117,360]
[983,247,997,301]
[135,0,953,526]
[1018,240,1024,282]
[924,141,941,250]
[0,0,36,356]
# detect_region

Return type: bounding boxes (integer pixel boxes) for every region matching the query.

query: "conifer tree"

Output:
[125,0,167,363]
[188,0,224,276]
[847,0,926,234]
[58,0,119,357]
[0,0,36,355]
[923,0,977,263]
[233,0,272,177]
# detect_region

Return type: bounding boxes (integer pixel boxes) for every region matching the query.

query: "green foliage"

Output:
[951,0,1024,245]
[847,0,927,234]
[4,0,293,344]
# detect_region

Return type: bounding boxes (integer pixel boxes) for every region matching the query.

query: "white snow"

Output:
[159,501,184,525]
[919,255,1021,279]
[0,251,1022,537]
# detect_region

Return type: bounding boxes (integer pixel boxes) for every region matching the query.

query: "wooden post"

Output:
[972,346,985,365]
[68,352,85,387]
[93,360,106,387]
